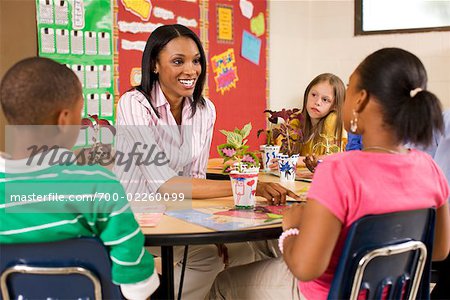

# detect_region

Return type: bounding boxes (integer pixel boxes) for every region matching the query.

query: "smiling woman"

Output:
[113,24,299,300]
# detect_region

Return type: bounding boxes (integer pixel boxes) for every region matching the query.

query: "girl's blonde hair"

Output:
[300,73,345,148]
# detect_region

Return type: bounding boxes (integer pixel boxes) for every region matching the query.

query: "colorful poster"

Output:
[217,5,233,43]
[208,0,268,159]
[241,30,261,65]
[36,0,115,128]
[210,48,239,95]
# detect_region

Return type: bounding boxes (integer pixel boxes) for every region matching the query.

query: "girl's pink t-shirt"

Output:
[299,149,449,300]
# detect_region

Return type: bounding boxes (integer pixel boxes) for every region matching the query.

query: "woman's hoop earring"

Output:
[350,109,358,133]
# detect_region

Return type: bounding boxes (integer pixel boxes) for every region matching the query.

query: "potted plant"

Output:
[263,109,304,182]
[217,123,260,209]
[79,114,116,165]
[257,113,280,172]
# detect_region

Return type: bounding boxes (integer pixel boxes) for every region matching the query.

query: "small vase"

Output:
[260,145,280,172]
[277,154,299,182]
[229,168,259,209]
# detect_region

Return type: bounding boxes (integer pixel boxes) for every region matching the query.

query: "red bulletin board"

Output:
[117,0,201,96]
[116,0,268,158]
[207,0,268,158]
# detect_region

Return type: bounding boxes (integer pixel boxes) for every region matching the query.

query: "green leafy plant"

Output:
[312,133,341,154]
[217,123,260,174]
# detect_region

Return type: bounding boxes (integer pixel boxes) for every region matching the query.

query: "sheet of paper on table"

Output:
[165,205,286,231]
[134,204,166,227]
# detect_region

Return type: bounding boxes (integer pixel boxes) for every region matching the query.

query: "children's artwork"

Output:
[121,0,153,21]
[153,6,175,20]
[210,48,239,95]
[250,12,265,37]
[36,0,115,128]
[241,30,261,65]
[165,205,285,231]
[239,0,253,19]
[217,4,233,43]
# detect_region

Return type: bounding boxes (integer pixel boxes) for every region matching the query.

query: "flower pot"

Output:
[229,168,259,209]
[260,145,280,172]
[277,154,299,182]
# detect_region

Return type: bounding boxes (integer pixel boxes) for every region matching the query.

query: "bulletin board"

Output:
[116,0,267,158]
[35,0,115,125]
[36,0,268,158]
[116,0,201,96]
[207,0,268,157]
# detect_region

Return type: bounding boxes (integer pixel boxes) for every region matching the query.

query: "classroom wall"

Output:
[269,0,450,111]
[0,0,38,152]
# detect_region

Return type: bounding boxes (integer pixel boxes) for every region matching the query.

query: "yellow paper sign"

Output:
[121,0,152,21]
[217,5,233,42]
[210,49,239,95]
[250,12,265,37]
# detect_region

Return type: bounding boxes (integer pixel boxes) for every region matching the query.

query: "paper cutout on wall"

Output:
[130,67,142,86]
[211,49,239,95]
[118,21,162,33]
[153,6,174,20]
[217,5,233,43]
[121,39,146,51]
[241,30,261,65]
[177,16,198,28]
[239,0,253,19]
[72,0,85,30]
[121,0,152,21]
[250,12,265,37]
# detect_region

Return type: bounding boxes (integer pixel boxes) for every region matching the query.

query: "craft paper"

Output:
[153,6,174,20]
[100,93,113,117]
[210,49,239,94]
[39,0,53,24]
[118,21,163,34]
[56,29,69,54]
[41,28,55,53]
[71,30,83,54]
[250,12,265,37]
[217,5,233,42]
[55,0,68,25]
[86,65,98,89]
[239,0,254,19]
[241,30,261,65]
[85,31,97,55]
[121,0,152,21]
[98,32,111,55]
[177,16,198,28]
[99,65,111,88]
[72,0,85,30]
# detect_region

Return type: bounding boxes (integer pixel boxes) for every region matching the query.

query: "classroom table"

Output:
[141,171,310,299]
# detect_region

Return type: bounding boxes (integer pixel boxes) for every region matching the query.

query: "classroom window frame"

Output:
[354,0,450,36]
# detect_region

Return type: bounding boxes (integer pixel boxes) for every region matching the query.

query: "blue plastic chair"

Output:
[328,208,435,300]
[0,237,123,299]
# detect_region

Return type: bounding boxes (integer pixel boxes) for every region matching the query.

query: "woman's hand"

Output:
[256,182,301,205]
[282,203,304,230]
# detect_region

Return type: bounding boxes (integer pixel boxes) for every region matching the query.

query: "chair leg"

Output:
[177,245,189,300]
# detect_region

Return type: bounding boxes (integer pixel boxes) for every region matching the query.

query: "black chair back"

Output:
[328,208,435,300]
[0,237,123,299]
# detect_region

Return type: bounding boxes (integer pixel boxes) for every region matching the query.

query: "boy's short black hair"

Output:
[0,57,82,125]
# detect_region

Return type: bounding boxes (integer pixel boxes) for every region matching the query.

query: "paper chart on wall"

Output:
[35,0,115,129]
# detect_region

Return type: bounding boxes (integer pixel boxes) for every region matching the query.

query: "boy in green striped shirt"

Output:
[0,57,159,299]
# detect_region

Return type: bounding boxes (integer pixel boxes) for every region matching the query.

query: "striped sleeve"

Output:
[189,98,216,178]
[115,92,177,194]
[93,179,156,285]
